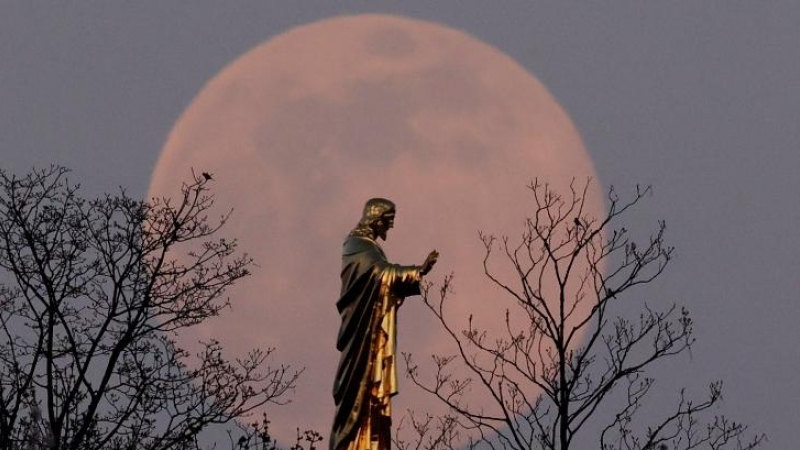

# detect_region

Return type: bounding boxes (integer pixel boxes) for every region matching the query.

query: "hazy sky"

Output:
[2,2,798,448]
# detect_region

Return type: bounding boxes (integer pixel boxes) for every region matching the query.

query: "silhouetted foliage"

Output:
[403,180,764,450]
[0,166,300,450]
[226,413,322,450]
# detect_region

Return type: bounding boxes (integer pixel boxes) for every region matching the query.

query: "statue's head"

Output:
[357,198,395,241]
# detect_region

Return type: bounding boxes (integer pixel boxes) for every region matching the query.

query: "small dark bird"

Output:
[202,172,213,181]
[574,217,582,228]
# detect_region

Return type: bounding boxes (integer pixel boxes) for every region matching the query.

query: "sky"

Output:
[2,1,798,448]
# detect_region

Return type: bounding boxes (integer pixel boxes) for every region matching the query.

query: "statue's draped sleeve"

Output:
[331,235,421,450]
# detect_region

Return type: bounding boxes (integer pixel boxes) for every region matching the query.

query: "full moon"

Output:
[149,14,603,443]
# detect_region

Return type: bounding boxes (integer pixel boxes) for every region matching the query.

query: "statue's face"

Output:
[373,211,395,241]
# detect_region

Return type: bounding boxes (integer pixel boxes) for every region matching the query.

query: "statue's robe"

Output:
[331,234,421,450]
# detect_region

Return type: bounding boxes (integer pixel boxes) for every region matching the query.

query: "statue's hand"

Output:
[420,250,439,276]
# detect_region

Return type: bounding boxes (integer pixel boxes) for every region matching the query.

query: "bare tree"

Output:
[0,166,300,450]
[404,180,764,450]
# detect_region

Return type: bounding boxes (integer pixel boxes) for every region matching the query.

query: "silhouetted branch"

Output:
[0,166,301,450]
[404,180,763,450]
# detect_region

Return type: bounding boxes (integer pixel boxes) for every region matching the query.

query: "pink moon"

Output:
[149,14,603,443]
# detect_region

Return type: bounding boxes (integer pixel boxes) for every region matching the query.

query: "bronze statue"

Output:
[331,198,438,450]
